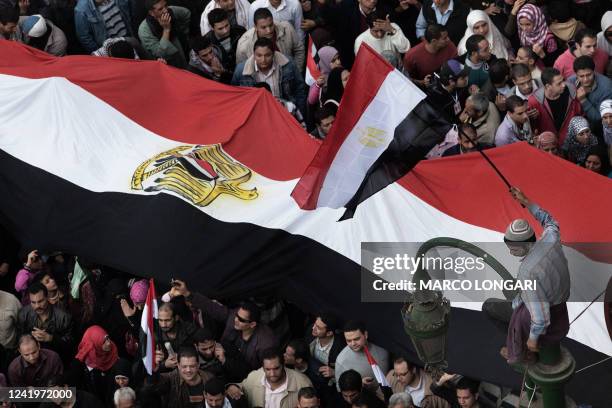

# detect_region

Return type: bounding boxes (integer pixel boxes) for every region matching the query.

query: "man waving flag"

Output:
[291,43,452,219]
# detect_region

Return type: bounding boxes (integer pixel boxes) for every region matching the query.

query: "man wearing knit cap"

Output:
[20,14,67,56]
[500,187,570,365]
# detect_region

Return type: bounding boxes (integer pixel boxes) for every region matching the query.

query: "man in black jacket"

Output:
[426,59,469,123]
[17,283,73,360]
[204,8,245,72]
[193,327,251,383]
[415,0,469,47]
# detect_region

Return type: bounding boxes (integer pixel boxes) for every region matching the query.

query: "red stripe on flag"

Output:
[305,35,320,87]
[291,44,393,209]
[145,278,157,373]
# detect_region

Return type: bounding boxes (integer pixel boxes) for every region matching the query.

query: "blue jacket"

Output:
[74,0,133,53]
[232,52,306,115]
[569,72,612,125]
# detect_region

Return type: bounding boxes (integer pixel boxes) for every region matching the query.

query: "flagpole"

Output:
[456,127,512,189]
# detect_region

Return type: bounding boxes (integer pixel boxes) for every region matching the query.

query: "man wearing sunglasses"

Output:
[169,280,278,370]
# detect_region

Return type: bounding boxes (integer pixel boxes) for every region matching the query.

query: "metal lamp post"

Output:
[400,238,575,407]
[401,289,450,378]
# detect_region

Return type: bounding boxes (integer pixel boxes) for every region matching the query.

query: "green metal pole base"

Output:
[527,345,576,408]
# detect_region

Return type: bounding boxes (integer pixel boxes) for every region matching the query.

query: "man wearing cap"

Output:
[426,59,469,122]
[19,14,67,56]
[500,187,570,365]
[534,132,560,156]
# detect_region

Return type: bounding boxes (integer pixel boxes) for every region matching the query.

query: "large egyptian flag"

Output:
[0,42,611,405]
[292,44,452,219]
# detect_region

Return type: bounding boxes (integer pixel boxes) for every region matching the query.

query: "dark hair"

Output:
[573,55,595,73]
[287,339,310,361]
[28,282,48,297]
[158,301,175,317]
[575,28,597,45]
[541,67,561,86]
[425,23,447,43]
[177,346,198,362]
[261,348,284,365]
[466,34,486,56]
[366,8,387,28]
[208,8,228,27]
[351,393,372,408]
[456,377,480,394]
[204,378,225,396]
[506,95,527,113]
[193,327,215,343]
[314,106,336,125]
[338,369,362,392]
[108,40,136,59]
[0,6,19,24]
[316,312,339,332]
[392,356,416,371]
[170,295,193,323]
[511,63,530,80]
[518,46,537,62]
[32,270,54,286]
[253,37,274,53]
[144,0,163,11]
[137,385,163,408]
[239,300,261,323]
[548,1,571,23]
[489,59,510,85]
[253,7,273,24]
[298,387,318,401]
[343,320,366,334]
[584,146,611,174]
[323,67,346,104]
[191,35,213,52]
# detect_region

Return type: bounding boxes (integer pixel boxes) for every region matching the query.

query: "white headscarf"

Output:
[597,11,612,57]
[457,10,511,60]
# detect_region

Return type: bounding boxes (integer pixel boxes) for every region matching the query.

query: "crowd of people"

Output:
[0,248,503,408]
[0,0,611,172]
[0,0,611,406]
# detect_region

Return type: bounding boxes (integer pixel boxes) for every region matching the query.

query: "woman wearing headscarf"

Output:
[307,46,342,106]
[321,66,350,108]
[562,116,598,164]
[106,358,133,405]
[600,100,612,167]
[583,146,612,177]
[596,11,612,59]
[71,325,119,402]
[458,10,512,60]
[517,4,560,66]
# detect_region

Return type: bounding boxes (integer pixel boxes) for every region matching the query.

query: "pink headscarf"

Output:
[130,279,149,304]
[517,4,553,48]
[317,46,339,76]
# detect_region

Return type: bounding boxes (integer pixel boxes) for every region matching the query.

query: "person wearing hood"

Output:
[547,1,586,52]
[106,358,133,405]
[70,325,119,402]
[307,46,342,106]
[600,100,612,167]
[597,11,612,56]
[457,10,511,61]
[562,116,598,164]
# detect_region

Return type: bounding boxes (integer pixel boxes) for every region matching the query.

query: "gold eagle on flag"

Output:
[131,144,258,206]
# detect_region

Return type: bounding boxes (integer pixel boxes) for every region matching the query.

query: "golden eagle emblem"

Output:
[131,144,258,206]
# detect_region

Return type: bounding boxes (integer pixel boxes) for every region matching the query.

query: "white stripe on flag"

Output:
[316,70,426,208]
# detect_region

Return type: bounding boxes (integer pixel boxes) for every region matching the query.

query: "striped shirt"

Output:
[98,0,128,39]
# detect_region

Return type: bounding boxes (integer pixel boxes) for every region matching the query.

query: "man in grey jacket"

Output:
[570,55,612,127]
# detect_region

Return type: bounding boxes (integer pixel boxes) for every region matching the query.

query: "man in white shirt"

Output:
[200,0,250,35]
[248,0,303,40]
[354,9,410,61]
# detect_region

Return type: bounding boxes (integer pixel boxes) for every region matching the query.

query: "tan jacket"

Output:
[235,21,305,72]
[386,369,450,408]
[239,367,312,408]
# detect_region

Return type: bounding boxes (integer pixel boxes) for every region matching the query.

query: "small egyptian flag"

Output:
[291,43,452,219]
[364,345,390,387]
[304,35,320,86]
[140,278,158,375]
